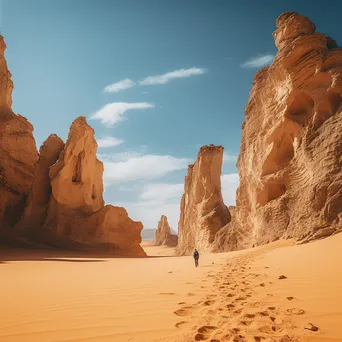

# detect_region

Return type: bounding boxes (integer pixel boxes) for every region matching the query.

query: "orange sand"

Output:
[0,235,341,342]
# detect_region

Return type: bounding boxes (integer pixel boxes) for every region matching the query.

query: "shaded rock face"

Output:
[15,135,65,235]
[219,12,342,251]
[154,215,178,247]
[0,35,38,233]
[0,35,145,256]
[177,145,231,255]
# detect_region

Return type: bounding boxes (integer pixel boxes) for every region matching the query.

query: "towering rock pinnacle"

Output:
[0,35,38,234]
[217,12,342,251]
[154,215,178,247]
[42,117,145,256]
[177,145,231,255]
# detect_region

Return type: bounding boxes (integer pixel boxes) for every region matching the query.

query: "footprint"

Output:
[227,304,235,309]
[244,313,256,319]
[203,300,215,306]
[304,323,319,332]
[159,292,175,295]
[227,293,235,297]
[178,301,186,305]
[258,311,269,317]
[235,296,247,301]
[254,337,265,342]
[234,308,243,314]
[233,335,246,342]
[229,328,241,334]
[240,320,252,326]
[175,321,187,328]
[268,307,276,310]
[174,307,193,316]
[278,275,287,280]
[195,333,206,341]
[286,296,294,301]
[198,325,217,333]
[259,283,265,287]
[286,308,305,315]
[188,293,195,296]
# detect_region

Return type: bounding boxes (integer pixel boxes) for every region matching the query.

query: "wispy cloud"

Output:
[241,54,274,68]
[140,183,184,202]
[139,67,207,85]
[223,152,238,163]
[100,153,191,186]
[89,102,154,127]
[104,79,136,93]
[97,136,124,148]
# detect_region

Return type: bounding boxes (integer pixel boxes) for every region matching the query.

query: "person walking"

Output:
[193,249,199,267]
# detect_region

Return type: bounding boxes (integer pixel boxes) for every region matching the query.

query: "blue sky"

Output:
[1,0,341,229]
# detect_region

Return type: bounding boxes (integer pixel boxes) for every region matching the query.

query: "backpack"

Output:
[194,250,199,258]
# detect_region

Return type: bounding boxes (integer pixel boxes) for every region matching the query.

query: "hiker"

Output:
[193,249,199,267]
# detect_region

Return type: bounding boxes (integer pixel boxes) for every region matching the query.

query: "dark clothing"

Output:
[193,250,199,267]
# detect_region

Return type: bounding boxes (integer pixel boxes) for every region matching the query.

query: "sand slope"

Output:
[1,235,341,342]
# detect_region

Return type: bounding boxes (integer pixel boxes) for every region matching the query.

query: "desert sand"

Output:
[1,235,341,342]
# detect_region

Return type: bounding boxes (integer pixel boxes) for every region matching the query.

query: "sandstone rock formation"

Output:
[215,12,342,251]
[177,145,231,255]
[41,117,146,256]
[0,35,38,234]
[154,215,178,247]
[0,35,145,256]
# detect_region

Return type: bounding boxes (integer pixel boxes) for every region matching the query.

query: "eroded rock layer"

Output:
[177,145,231,255]
[216,12,342,251]
[154,215,178,247]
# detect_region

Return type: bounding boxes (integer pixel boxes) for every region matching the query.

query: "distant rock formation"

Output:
[177,145,231,255]
[0,35,38,234]
[154,215,178,247]
[216,12,342,251]
[0,35,145,256]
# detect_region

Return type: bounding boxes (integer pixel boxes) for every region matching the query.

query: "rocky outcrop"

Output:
[0,35,38,234]
[177,145,231,255]
[154,215,178,247]
[41,117,146,256]
[217,12,342,251]
[0,35,145,256]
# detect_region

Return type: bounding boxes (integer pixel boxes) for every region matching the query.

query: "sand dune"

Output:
[1,235,341,342]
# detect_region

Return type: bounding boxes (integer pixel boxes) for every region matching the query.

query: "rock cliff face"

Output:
[177,145,231,255]
[217,12,342,251]
[154,215,178,247]
[0,35,145,256]
[0,35,38,234]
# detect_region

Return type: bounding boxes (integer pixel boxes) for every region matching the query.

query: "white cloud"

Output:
[139,67,207,85]
[140,183,184,202]
[100,153,191,186]
[104,79,136,93]
[223,152,238,163]
[241,54,274,68]
[89,102,154,127]
[221,173,239,206]
[97,136,124,148]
